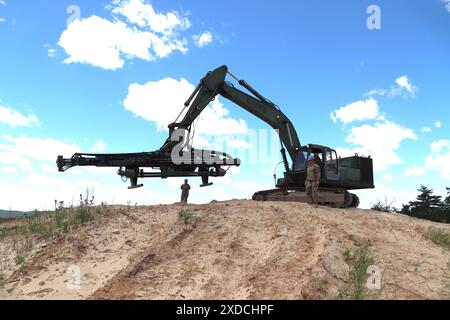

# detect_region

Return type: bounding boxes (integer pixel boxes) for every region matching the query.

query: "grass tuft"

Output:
[427,227,450,249]
[178,209,193,225]
[339,245,375,300]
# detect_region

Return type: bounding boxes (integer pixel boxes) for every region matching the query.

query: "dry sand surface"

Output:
[1,200,450,300]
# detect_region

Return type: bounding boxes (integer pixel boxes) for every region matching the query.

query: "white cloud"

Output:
[404,166,425,177]
[395,76,415,95]
[382,173,393,181]
[90,139,107,152]
[330,99,379,124]
[47,48,57,57]
[58,1,191,70]
[110,0,191,34]
[2,166,17,174]
[0,151,33,171]
[337,120,417,171]
[420,126,432,133]
[365,75,417,99]
[0,0,4,22]
[442,0,450,12]
[123,77,248,146]
[124,77,194,131]
[193,31,213,48]
[0,134,80,165]
[40,163,56,173]
[425,139,450,180]
[226,138,252,150]
[434,120,442,128]
[44,44,57,58]
[0,105,39,127]
[431,139,449,153]
[0,176,174,211]
[356,185,417,209]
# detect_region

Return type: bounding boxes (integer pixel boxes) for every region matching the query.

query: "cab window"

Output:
[293,151,308,171]
[324,150,339,180]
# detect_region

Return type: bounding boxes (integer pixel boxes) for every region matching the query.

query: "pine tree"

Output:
[409,185,443,209]
[445,187,450,208]
[400,204,411,215]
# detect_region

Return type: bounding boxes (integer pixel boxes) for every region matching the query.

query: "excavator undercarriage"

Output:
[253,188,360,208]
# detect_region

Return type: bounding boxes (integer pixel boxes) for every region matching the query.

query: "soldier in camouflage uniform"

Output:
[180,179,191,204]
[305,155,321,206]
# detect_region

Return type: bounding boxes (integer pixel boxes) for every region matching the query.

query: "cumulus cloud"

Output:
[330,99,379,124]
[58,0,190,70]
[0,134,80,165]
[90,139,107,152]
[193,31,213,48]
[0,176,175,211]
[434,120,442,128]
[431,139,449,153]
[0,105,39,127]
[336,120,417,171]
[356,184,417,209]
[425,140,450,180]
[421,126,432,133]
[123,77,248,147]
[404,166,425,177]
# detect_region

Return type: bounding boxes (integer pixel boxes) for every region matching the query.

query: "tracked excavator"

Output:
[57,65,374,208]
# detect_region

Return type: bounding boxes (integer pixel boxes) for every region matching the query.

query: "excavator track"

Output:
[252,188,360,208]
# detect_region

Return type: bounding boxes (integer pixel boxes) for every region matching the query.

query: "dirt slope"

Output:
[1,200,450,300]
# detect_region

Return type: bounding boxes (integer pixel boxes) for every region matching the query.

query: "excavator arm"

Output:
[161,65,302,172]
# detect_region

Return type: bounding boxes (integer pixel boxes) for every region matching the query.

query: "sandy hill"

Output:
[1,200,450,300]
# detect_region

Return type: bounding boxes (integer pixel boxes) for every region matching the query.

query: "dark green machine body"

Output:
[161,65,375,205]
[278,144,374,191]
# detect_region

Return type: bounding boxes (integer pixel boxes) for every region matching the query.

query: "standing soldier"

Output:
[305,154,321,207]
[180,179,191,204]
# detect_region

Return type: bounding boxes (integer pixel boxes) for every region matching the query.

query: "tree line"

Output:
[371,186,450,224]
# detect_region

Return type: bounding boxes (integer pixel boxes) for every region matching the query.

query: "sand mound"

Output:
[1,201,450,300]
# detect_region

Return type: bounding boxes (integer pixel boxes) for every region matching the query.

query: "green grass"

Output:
[339,245,375,300]
[0,206,106,240]
[0,205,109,266]
[13,237,33,265]
[178,209,193,225]
[0,247,7,287]
[427,227,450,249]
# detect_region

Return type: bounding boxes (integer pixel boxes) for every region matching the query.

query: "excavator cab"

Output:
[292,144,339,181]
[287,144,374,191]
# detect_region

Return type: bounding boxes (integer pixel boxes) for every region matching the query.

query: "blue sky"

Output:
[0,0,449,210]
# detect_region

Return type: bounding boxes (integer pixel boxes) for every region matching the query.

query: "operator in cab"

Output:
[305,154,321,207]
[314,152,323,172]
